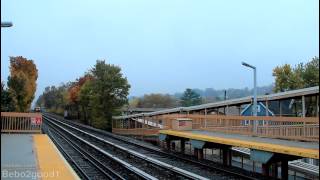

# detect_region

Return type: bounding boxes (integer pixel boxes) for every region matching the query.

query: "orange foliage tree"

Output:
[67,75,92,119]
[7,56,38,112]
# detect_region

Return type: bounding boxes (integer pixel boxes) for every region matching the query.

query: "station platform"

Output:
[1,134,79,180]
[159,130,319,159]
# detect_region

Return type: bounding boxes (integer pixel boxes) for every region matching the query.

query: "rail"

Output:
[46,116,210,180]
[1,112,42,133]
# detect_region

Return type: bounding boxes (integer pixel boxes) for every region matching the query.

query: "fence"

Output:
[113,114,319,142]
[1,112,43,133]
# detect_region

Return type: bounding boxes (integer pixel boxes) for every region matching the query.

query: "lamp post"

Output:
[242,61,257,133]
[1,22,13,28]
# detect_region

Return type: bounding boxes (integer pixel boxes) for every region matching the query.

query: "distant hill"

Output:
[130,84,274,104]
[174,84,274,103]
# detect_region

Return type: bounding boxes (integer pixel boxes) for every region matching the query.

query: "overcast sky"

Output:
[1,0,319,104]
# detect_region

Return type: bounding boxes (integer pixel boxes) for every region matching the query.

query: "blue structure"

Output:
[241,102,275,125]
[241,102,275,116]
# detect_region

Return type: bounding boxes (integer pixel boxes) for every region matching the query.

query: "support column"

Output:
[281,160,288,180]
[180,139,185,153]
[166,139,171,150]
[225,105,229,115]
[222,146,232,166]
[160,141,164,149]
[194,148,199,158]
[135,119,137,129]
[252,161,255,172]
[317,95,319,117]
[241,156,244,168]
[271,163,278,178]
[198,148,204,160]
[171,141,176,151]
[279,101,282,116]
[302,96,306,117]
[262,163,270,176]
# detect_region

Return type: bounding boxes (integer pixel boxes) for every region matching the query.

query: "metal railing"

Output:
[1,112,43,133]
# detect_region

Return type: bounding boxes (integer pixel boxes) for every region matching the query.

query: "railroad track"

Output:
[44,115,210,180]
[44,113,264,180]
[44,119,155,180]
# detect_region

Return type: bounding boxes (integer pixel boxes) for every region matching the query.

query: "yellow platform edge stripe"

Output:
[33,134,80,180]
[160,130,319,159]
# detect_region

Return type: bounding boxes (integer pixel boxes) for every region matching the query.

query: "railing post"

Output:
[204,108,207,128]
[266,100,269,136]
[316,95,319,117]
[302,96,306,137]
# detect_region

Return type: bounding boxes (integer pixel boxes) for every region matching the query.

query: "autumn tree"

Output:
[272,64,297,92]
[273,57,319,92]
[7,56,38,112]
[180,88,202,107]
[65,74,92,120]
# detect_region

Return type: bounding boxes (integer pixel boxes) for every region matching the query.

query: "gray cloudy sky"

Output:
[1,0,319,104]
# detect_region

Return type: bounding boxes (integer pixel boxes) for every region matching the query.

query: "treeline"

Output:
[175,85,274,101]
[36,60,130,131]
[129,88,203,108]
[128,86,273,109]
[1,56,38,112]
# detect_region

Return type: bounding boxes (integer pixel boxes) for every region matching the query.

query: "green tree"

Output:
[78,80,93,124]
[7,56,38,112]
[7,72,29,112]
[88,60,130,130]
[302,57,319,87]
[291,63,305,89]
[272,64,294,92]
[38,84,69,115]
[180,88,202,107]
[35,94,44,107]
[273,57,319,92]
[1,82,15,112]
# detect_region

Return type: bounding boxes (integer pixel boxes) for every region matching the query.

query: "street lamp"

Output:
[242,61,258,133]
[1,22,13,28]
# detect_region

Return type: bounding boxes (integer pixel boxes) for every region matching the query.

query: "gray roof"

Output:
[114,86,319,119]
[122,108,166,112]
